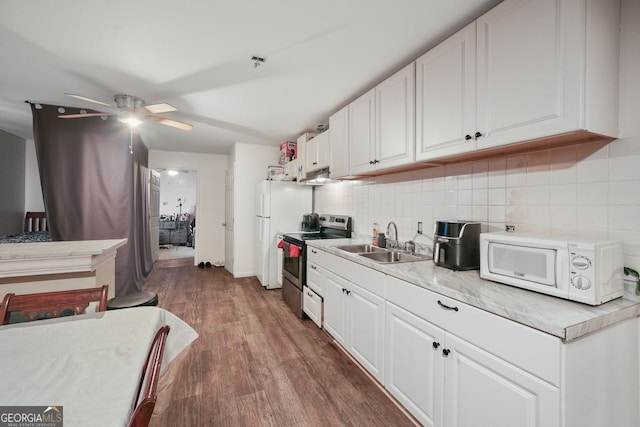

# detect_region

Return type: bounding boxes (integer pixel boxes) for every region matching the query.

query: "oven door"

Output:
[282,240,304,286]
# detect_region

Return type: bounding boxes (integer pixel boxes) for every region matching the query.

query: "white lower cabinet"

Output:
[323,270,348,346]
[347,278,385,382]
[385,302,445,427]
[315,247,639,427]
[385,301,558,427]
[442,332,559,427]
[324,269,385,383]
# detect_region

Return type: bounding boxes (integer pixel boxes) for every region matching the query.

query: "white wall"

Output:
[24,139,44,212]
[229,142,280,277]
[315,0,640,278]
[149,150,227,266]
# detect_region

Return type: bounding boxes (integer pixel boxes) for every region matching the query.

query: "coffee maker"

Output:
[301,213,320,232]
[433,221,481,270]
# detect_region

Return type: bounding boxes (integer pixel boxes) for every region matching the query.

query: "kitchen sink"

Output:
[334,244,387,253]
[358,251,429,263]
[334,243,430,263]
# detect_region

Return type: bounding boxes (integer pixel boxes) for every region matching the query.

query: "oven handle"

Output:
[282,240,305,285]
[282,241,304,257]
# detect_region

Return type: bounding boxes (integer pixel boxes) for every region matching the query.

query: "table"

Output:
[0,307,198,427]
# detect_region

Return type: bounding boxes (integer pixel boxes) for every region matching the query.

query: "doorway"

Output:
[153,168,198,261]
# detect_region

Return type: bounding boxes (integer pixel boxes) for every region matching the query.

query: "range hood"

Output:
[300,167,340,185]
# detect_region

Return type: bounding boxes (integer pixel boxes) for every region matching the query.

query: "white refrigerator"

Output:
[256,180,312,289]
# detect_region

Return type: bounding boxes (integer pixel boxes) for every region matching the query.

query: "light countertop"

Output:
[0,239,128,278]
[0,239,127,260]
[307,238,640,341]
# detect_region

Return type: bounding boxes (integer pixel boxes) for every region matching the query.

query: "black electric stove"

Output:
[281,214,352,317]
[283,214,352,244]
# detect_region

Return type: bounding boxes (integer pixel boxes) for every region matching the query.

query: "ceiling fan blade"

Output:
[64,93,114,108]
[148,116,193,131]
[58,112,110,119]
[139,103,177,114]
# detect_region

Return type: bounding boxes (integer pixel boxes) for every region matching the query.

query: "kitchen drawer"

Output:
[303,286,322,328]
[322,250,385,298]
[306,262,325,296]
[307,246,329,268]
[386,275,561,386]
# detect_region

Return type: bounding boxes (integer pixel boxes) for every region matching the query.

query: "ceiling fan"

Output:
[57,93,193,131]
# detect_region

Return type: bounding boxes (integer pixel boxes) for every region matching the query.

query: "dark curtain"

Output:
[31,103,153,296]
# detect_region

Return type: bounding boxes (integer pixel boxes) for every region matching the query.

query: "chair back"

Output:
[24,211,48,232]
[0,285,109,325]
[127,325,171,427]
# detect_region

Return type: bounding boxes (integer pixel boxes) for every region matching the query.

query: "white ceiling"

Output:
[0,0,501,155]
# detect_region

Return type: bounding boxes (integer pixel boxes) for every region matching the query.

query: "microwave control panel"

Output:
[570,252,594,290]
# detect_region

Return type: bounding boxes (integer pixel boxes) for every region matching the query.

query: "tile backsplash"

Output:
[314,135,640,273]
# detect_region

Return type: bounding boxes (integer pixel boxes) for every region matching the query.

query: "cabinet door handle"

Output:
[464,134,472,141]
[437,300,459,312]
[442,348,451,357]
[311,265,317,270]
[474,131,483,139]
[369,160,374,164]
[432,341,440,350]
[311,249,317,254]
[313,161,317,165]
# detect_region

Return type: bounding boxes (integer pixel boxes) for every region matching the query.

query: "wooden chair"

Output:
[0,285,109,325]
[127,325,171,427]
[24,211,48,232]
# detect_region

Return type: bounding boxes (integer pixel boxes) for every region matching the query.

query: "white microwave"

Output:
[480,232,624,305]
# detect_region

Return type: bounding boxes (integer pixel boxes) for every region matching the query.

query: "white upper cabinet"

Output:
[417,0,620,162]
[349,89,377,175]
[416,22,477,161]
[317,132,330,171]
[329,106,350,179]
[376,63,416,170]
[305,131,330,173]
[350,63,416,175]
[282,158,299,181]
[475,0,619,149]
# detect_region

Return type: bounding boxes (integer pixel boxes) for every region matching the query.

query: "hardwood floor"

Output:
[145,258,416,427]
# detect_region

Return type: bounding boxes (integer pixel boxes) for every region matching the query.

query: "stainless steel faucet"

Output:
[387,221,398,248]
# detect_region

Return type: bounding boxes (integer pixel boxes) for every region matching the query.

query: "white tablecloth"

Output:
[0,307,198,427]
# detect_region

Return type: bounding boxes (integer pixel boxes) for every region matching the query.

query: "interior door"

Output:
[149,170,160,262]
[224,169,234,275]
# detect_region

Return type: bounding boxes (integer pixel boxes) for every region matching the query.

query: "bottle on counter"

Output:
[373,222,379,246]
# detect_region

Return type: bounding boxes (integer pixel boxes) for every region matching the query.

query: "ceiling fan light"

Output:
[120,116,143,128]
